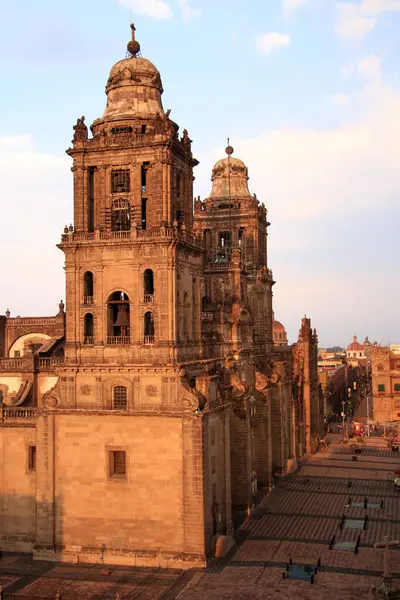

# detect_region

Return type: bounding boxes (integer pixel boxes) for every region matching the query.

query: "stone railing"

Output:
[37,357,64,368]
[83,296,93,305]
[143,294,154,303]
[1,407,36,421]
[144,336,155,345]
[0,357,34,371]
[6,316,59,326]
[106,336,130,345]
[100,230,130,240]
[61,227,202,248]
[201,312,214,321]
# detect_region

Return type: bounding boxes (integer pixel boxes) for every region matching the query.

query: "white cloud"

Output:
[335,0,400,38]
[340,62,354,77]
[335,3,376,38]
[358,55,381,80]
[118,0,173,20]
[282,0,311,16]
[256,32,291,55]
[0,135,71,317]
[197,83,400,223]
[176,0,200,20]
[332,93,350,105]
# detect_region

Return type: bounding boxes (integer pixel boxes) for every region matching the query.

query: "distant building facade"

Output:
[0,26,322,568]
[371,345,400,422]
[272,314,288,347]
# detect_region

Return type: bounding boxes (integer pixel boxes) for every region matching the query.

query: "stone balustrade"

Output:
[1,407,36,421]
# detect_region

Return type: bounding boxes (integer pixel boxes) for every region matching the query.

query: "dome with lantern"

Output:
[101,24,165,122]
[273,313,288,347]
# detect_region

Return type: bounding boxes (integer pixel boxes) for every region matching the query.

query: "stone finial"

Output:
[68,224,74,233]
[225,138,234,156]
[5,309,10,318]
[58,300,65,315]
[72,116,88,143]
[64,225,69,234]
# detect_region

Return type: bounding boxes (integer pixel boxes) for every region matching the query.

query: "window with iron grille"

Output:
[394,383,400,392]
[378,384,385,392]
[113,386,127,410]
[111,198,130,231]
[111,169,130,193]
[109,450,126,478]
[28,446,36,471]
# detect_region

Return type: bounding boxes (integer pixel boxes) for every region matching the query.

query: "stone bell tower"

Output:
[60,24,202,365]
[193,144,274,357]
[39,26,211,568]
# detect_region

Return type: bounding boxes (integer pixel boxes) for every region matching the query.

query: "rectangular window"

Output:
[211,456,216,475]
[211,427,216,446]
[113,386,127,410]
[378,384,385,392]
[28,446,36,471]
[88,167,95,233]
[141,162,149,192]
[219,231,231,248]
[141,198,147,230]
[394,384,400,392]
[109,450,126,478]
[111,169,130,193]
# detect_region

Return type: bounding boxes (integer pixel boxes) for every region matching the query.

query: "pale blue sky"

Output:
[1,0,399,346]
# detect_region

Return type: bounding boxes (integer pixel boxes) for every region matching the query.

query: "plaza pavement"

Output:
[0,435,399,599]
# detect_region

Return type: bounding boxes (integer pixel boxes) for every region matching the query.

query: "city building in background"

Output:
[272,314,288,347]
[371,345,400,423]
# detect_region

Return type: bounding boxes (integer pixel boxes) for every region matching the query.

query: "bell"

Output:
[114,305,129,327]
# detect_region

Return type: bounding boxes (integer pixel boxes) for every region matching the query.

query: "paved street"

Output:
[0,437,399,599]
[176,435,400,600]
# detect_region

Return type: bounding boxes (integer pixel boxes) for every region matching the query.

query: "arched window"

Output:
[107,292,130,344]
[144,269,154,301]
[84,313,94,345]
[111,198,130,232]
[84,271,93,304]
[113,385,127,410]
[144,311,154,344]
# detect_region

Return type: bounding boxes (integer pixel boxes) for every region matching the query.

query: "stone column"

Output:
[34,412,56,558]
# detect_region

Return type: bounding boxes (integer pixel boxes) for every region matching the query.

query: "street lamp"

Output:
[342,397,350,439]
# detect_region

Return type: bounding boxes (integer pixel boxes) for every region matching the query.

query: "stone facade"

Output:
[0,25,322,569]
[370,346,400,422]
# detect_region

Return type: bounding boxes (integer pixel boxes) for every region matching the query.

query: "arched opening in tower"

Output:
[107,292,130,343]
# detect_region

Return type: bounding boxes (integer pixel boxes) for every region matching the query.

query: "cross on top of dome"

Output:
[127,23,141,58]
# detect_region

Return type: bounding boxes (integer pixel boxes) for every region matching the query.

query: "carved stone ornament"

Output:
[230,371,246,398]
[255,370,268,391]
[45,396,58,408]
[180,395,197,410]
[42,378,62,408]
[80,385,91,396]
[146,385,158,397]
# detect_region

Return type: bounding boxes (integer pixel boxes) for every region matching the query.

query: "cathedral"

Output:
[0,25,322,569]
